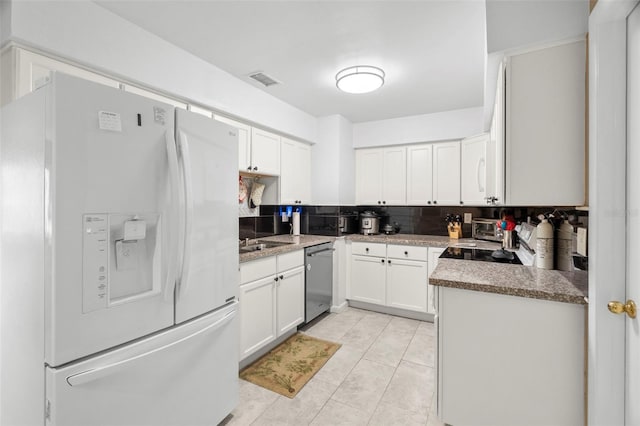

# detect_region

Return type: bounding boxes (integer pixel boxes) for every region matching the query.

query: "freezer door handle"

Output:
[65,309,236,387]
[164,129,180,301]
[175,130,194,297]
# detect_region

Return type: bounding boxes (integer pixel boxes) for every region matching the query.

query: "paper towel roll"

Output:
[292,212,300,236]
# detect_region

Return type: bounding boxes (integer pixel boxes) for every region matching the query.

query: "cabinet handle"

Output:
[279,275,284,280]
[460,201,464,205]
[365,247,369,252]
[433,200,438,205]
[427,201,431,205]
[388,260,391,264]
[380,259,385,263]
[404,251,408,256]
[377,201,381,205]
[274,276,279,282]
[247,166,252,171]
[253,166,258,171]
[382,201,386,205]
[477,157,485,193]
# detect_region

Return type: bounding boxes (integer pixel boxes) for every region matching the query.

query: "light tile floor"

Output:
[224,307,445,426]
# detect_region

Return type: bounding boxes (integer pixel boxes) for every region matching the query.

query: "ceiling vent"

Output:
[248,72,280,87]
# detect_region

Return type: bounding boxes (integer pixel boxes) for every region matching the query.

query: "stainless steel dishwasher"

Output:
[304,242,334,323]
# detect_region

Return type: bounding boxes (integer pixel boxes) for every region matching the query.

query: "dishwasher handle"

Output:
[307,248,336,257]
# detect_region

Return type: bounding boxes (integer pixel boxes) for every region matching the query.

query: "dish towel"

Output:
[250,182,265,208]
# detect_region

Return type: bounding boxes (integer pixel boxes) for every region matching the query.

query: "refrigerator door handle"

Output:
[175,130,193,297]
[164,129,180,301]
[65,309,236,387]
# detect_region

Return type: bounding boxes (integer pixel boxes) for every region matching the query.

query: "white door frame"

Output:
[589,1,639,424]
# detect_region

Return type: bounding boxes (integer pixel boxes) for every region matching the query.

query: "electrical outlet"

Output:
[464,213,472,224]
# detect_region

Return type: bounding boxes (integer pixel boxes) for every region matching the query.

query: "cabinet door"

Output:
[14,48,119,101]
[381,147,407,205]
[355,148,383,205]
[433,141,461,205]
[280,138,311,204]
[251,128,281,175]
[427,247,445,314]
[296,142,311,203]
[239,276,276,360]
[276,266,305,335]
[461,134,488,205]
[407,144,434,205]
[386,258,428,312]
[505,41,585,206]
[486,63,506,205]
[349,255,386,305]
[214,115,252,172]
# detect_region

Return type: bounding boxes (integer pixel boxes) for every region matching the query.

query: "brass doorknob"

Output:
[607,300,637,319]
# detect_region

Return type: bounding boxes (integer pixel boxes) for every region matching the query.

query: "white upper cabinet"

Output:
[461,133,488,205]
[486,63,506,206]
[3,47,119,106]
[250,128,281,176]
[280,137,311,204]
[432,141,461,206]
[355,147,406,205]
[213,115,252,171]
[355,149,383,205]
[381,147,407,205]
[505,40,585,206]
[407,144,434,205]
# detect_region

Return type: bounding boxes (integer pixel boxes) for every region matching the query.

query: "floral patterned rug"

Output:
[240,333,341,398]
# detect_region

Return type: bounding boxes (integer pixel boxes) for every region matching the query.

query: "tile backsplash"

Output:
[238,204,588,240]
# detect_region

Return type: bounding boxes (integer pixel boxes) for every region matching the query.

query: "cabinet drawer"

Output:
[351,242,386,257]
[277,250,304,272]
[240,256,277,284]
[387,245,428,261]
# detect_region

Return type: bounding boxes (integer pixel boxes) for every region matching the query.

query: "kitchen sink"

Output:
[239,240,293,253]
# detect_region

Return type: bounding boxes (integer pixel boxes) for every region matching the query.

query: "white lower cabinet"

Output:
[276,266,305,335]
[349,242,430,314]
[437,286,585,426]
[350,255,386,305]
[239,250,304,360]
[239,275,276,360]
[386,258,428,312]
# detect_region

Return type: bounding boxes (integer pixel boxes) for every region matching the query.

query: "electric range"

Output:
[439,247,523,265]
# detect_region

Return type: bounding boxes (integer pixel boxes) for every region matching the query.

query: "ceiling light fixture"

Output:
[335,65,385,94]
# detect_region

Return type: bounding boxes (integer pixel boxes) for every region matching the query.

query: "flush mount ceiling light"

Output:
[335,65,385,94]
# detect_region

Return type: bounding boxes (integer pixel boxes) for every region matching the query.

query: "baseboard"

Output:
[348,300,435,322]
[330,301,348,313]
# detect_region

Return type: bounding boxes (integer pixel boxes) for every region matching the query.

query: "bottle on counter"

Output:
[556,220,573,271]
[536,218,554,270]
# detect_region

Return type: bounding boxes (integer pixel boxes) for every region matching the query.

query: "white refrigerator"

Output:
[0,73,239,425]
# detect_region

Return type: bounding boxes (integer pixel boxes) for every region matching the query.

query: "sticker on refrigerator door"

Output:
[153,107,166,125]
[98,111,122,132]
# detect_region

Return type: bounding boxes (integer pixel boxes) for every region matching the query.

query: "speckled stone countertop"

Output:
[430,258,588,305]
[347,233,451,247]
[239,235,335,263]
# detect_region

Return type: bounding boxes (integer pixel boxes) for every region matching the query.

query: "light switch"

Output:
[464,213,472,224]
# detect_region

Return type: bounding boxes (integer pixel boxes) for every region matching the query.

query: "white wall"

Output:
[5,0,318,143]
[0,1,11,43]
[338,116,355,205]
[352,107,484,148]
[312,115,355,205]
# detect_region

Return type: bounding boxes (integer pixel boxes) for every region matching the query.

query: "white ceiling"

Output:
[95,1,487,123]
